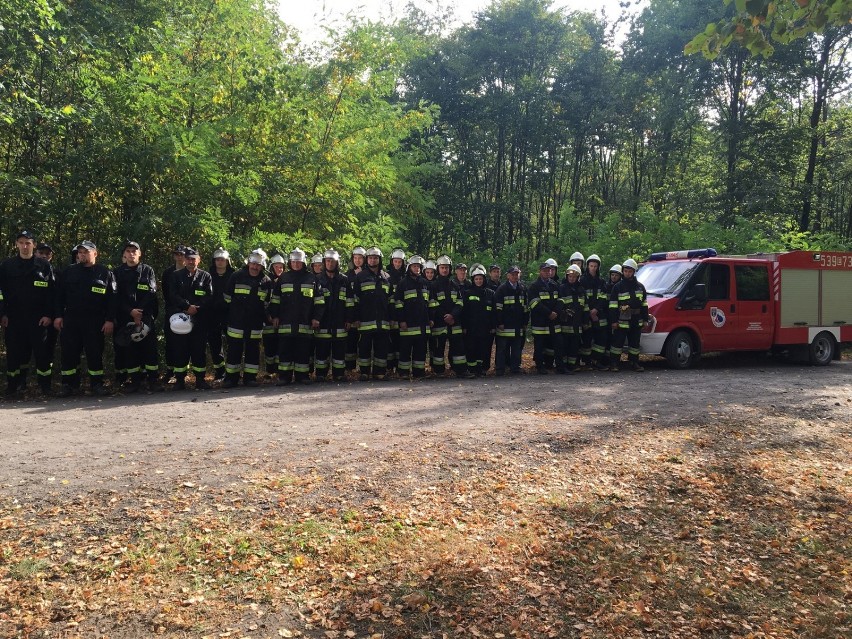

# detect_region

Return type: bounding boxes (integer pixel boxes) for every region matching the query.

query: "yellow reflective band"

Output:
[137,284,150,291]
[194,289,206,296]
[91,286,106,294]
[34,280,48,288]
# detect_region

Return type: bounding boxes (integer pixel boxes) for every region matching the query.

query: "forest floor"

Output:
[1,352,850,639]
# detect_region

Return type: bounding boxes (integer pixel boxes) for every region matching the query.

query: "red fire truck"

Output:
[636,249,852,368]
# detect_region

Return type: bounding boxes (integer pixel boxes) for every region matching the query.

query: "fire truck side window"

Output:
[696,264,730,300]
[735,265,770,301]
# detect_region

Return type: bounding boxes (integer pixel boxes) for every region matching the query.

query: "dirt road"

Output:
[3,355,850,501]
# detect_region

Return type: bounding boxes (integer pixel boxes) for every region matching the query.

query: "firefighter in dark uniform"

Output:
[394,255,431,380]
[528,260,564,374]
[353,247,392,381]
[54,240,116,396]
[264,253,286,376]
[386,248,406,376]
[315,249,352,382]
[579,254,609,370]
[606,264,623,365]
[428,255,469,377]
[452,263,470,293]
[161,244,185,382]
[209,247,234,382]
[559,264,588,372]
[461,265,495,376]
[222,250,271,388]
[487,264,502,292]
[423,260,437,283]
[112,241,161,393]
[609,258,648,372]
[272,248,324,385]
[0,230,56,397]
[494,265,527,376]
[166,247,213,389]
[344,246,367,371]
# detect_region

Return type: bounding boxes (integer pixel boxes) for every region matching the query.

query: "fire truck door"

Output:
[733,263,773,349]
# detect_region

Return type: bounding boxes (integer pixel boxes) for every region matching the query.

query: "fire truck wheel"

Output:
[664,330,697,369]
[808,332,836,366]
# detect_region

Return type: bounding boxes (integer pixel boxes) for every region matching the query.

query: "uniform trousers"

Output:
[4,319,53,391]
[358,329,388,376]
[277,333,312,382]
[398,332,427,377]
[60,318,106,389]
[315,333,347,380]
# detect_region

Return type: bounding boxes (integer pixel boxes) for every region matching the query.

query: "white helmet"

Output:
[609,264,623,275]
[391,248,406,261]
[586,254,601,265]
[436,254,452,266]
[566,264,582,276]
[311,253,323,265]
[213,247,230,260]
[470,265,487,278]
[129,321,151,343]
[544,258,558,268]
[169,312,193,335]
[407,255,425,267]
[424,260,437,271]
[622,258,639,270]
[366,246,383,258]
[324,249,340,262]
[270,253,286,265]
[351,246,367,257]
[570,251,585,264]
[248,250,267,268]
[289,248,307,264]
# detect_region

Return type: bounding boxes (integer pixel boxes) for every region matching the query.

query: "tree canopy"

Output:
[1,0,851,274]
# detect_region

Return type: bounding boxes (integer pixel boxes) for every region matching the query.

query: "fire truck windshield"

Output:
[637,260,698,296]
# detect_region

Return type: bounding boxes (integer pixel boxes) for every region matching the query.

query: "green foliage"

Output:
[686,0,852,58]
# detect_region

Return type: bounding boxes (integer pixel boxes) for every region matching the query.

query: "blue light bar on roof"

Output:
[647,248,718,262]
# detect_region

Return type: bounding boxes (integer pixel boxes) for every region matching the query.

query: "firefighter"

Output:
[386,248,406,376]
[579,254,609,370]
[569,252,585,271]
[559,264,587,372]
[222,249,271,388]
[308,253,322,278]
[273,248,324,385]
[452,262,470,292]
[429,255,469,377]
[487,264,502,292]
[0,230,56,397]
[394,255,431,380]
[161,244,186,382]
[54,240,116,397]
[35,243,54,262]
[112,240,161,393]
[264,253,286,377]
[528,260,564,374]
[606,264,623,365]
[353,247,392,381]
[494,265,527,376]
[315,249,351,382]
[462,265,495,376]
[609,258,648,372]
[166,247,214,390]
[423,259,437,282]
[344,246,367,371]
[208,247,234,382]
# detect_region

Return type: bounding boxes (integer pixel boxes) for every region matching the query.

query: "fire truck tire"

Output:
[664,330,697,369]
[808,332,835,366]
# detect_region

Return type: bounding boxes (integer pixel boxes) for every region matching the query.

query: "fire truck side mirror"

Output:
[691,283,707,302]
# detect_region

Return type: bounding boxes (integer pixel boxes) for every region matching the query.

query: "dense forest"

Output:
[2,0,851,273]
